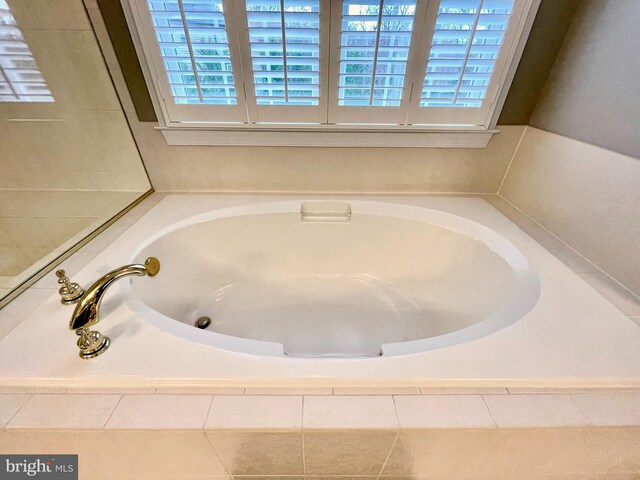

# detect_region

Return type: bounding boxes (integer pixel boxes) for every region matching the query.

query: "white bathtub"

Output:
[130,200,540,358]
[1,194,640,388]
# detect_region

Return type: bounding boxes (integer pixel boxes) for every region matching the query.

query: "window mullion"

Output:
[451,0,484,104]
[317,0,333,123]
[278,0,290,103]
[367,0,385,106]
[221,0,250,122]
[231,0,258,122]
[398,0,432,124]
[176,0,204,102]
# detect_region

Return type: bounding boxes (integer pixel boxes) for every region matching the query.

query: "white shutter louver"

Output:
[338,0,417,107]
[147,0,237,105]
[128,0,537,136]
[246,0,321,106]
[0,0,53,102]
[420,0,515,108]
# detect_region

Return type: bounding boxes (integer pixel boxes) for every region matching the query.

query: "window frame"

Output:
[122,0,541,147]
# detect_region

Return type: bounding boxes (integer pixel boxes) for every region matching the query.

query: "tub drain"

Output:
[194,316,212,329]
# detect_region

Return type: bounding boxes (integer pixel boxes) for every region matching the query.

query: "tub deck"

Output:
[0,194,639,389]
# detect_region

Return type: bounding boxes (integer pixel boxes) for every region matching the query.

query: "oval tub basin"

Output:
[130,200,539,357]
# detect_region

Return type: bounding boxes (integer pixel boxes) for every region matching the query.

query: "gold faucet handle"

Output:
[56,269,69,283]
[56,269,85,305]
[145,257,160,276]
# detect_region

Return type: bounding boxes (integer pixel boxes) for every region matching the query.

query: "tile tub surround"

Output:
[0,394,639,478]
[1,193,640,390]
[0,190,145,293]
[499,126,640,298]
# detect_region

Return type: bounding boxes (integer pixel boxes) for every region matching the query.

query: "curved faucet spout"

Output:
[69,257,160,332]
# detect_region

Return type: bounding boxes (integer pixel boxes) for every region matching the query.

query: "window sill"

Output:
[157,125,498,148]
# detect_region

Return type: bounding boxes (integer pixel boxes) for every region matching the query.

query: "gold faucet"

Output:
[68,257,160,359]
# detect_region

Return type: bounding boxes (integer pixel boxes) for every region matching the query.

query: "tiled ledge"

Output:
[2,393,640,479]
[1,392,640,430]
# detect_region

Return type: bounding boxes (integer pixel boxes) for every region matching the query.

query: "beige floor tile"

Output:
[304,430,397,476]
[233,477,303,480]
[206,431,303,475]
[106,394,212,429]
[0,394,30,427]
[106,431,228,478]
[303,395,398,430]
[0,430,115,480]
[307,477,378,480]
[6,394,119,429]
[572,393,640,426]
[384,429,640,477]
[483,394,590,427]
[394,395,495,429]
[205,395,302,430]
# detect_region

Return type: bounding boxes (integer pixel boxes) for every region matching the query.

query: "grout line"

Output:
[497,125,527,194]
[101,394,123,428]
[376,431,399,480]
[202,394,216,429]
[301,396,307,475]
[202,427,233,479]
[156,190,500,196]
[390,395,401,430]
[480,395,498,428]
[497,194,640,303]
[2,393,32,428]
[569,393,595,428]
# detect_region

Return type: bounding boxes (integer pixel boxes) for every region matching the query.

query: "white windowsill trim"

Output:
[158,125,498,148]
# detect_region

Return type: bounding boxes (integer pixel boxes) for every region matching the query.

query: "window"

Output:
[125,0,538,145]
[0,0,53,102]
